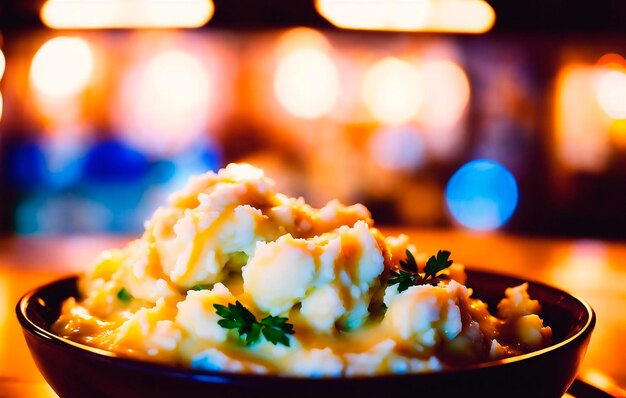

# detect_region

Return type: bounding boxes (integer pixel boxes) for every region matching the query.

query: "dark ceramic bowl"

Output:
[17,270,595,398]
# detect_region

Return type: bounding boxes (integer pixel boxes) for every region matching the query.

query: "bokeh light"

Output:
[8,142,48,189]
[8,140,85,190]
[41,0,214,29]
[427,0,495,33]
[420,59,470,128]
[273,48,340,119]
[316,0,494,33]
[596,69,626,119]
[596,53,626,70]
[363,57,424,125]
[0,49,5,80]
[316,0,431,31]
[0,50,4,124]
[30,37,94,98]
[551,240,607,289]
[42,138,86,190]
[84,140,149,182]
[555,64,610,172]
[609,119,626,148]
[368,127,425,171]
[445,159,519,231]
[275,27,331,57]
[115,50,212,156]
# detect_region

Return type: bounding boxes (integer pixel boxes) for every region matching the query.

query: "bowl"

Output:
[17,270,595,398]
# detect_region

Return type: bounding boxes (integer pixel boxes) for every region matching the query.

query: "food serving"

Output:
[53,163,552,377]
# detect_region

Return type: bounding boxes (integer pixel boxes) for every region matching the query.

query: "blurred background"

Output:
[1,0,626,239]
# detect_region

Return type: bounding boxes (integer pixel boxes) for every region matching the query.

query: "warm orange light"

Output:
[580,369,626,398]
[0,49,5,80]
[419,59,470,128]
[609,119,626,148]
[318,0,431,31]
[363,57,424,125]
[275,28,332,57]
[0,274,7,379]
[596,53,626,70]
[316,0,495,34]
[29,383,59,398]
[595,69,626,120]
[274,47,340,119]
[115,50,212,156]
[555,64,610,172]
[551,240,608,289]
[41,0,214,29]
[30,37,94,99]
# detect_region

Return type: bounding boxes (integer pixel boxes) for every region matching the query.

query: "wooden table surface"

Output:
[1,230,625,397]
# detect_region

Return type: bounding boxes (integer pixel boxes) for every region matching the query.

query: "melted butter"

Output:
[53,164,552,376]
[53,309,119,347]
[180,183,281,286]
[177,206,235,286]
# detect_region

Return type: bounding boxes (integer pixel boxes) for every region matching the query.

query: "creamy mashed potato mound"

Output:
[53,163,552,376]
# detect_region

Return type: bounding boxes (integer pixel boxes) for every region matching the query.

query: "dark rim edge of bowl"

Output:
[15,269,596,382]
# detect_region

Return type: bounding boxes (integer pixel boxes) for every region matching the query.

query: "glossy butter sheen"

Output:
[51,163,552,376]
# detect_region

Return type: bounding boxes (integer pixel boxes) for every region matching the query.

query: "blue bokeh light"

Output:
[84,140,149,182]
[9,142,48,189]
[445,159,519,231]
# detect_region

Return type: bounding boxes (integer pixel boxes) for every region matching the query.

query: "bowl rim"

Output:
[16,269,596,382]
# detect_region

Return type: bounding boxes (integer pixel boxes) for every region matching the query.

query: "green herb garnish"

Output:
[213,301,295,346]
[424,250,453,280]
[116,287,133,302]
[388,249,453,292]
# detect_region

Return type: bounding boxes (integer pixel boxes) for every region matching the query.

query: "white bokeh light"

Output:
[41,0,214,29]
[316,0,431,31]
[115,50,212,156]
[0,50,5,80]
[316,0,495,33]
[30,37,94,98]
[274,48,340,119]
[363,57,424,125]
[596,69,626,119]
[420,59,470,128]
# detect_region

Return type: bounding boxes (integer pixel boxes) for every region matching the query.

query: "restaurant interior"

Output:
[1,1,626,397]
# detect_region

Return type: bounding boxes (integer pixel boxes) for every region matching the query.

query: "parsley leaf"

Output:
[424,250,453,280]
[399,249,418,273]
[116,287,133,302]
[388,249,453,292]
[214,301,295,346]
[387,269,418,293]
[260,315,295,346]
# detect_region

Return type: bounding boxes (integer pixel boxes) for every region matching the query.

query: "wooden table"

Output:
[1,231,625,397]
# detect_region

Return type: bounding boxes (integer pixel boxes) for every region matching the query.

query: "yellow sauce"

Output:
[53,163,552,376]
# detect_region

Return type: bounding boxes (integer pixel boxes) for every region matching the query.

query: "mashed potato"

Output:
[53,163,552,376]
